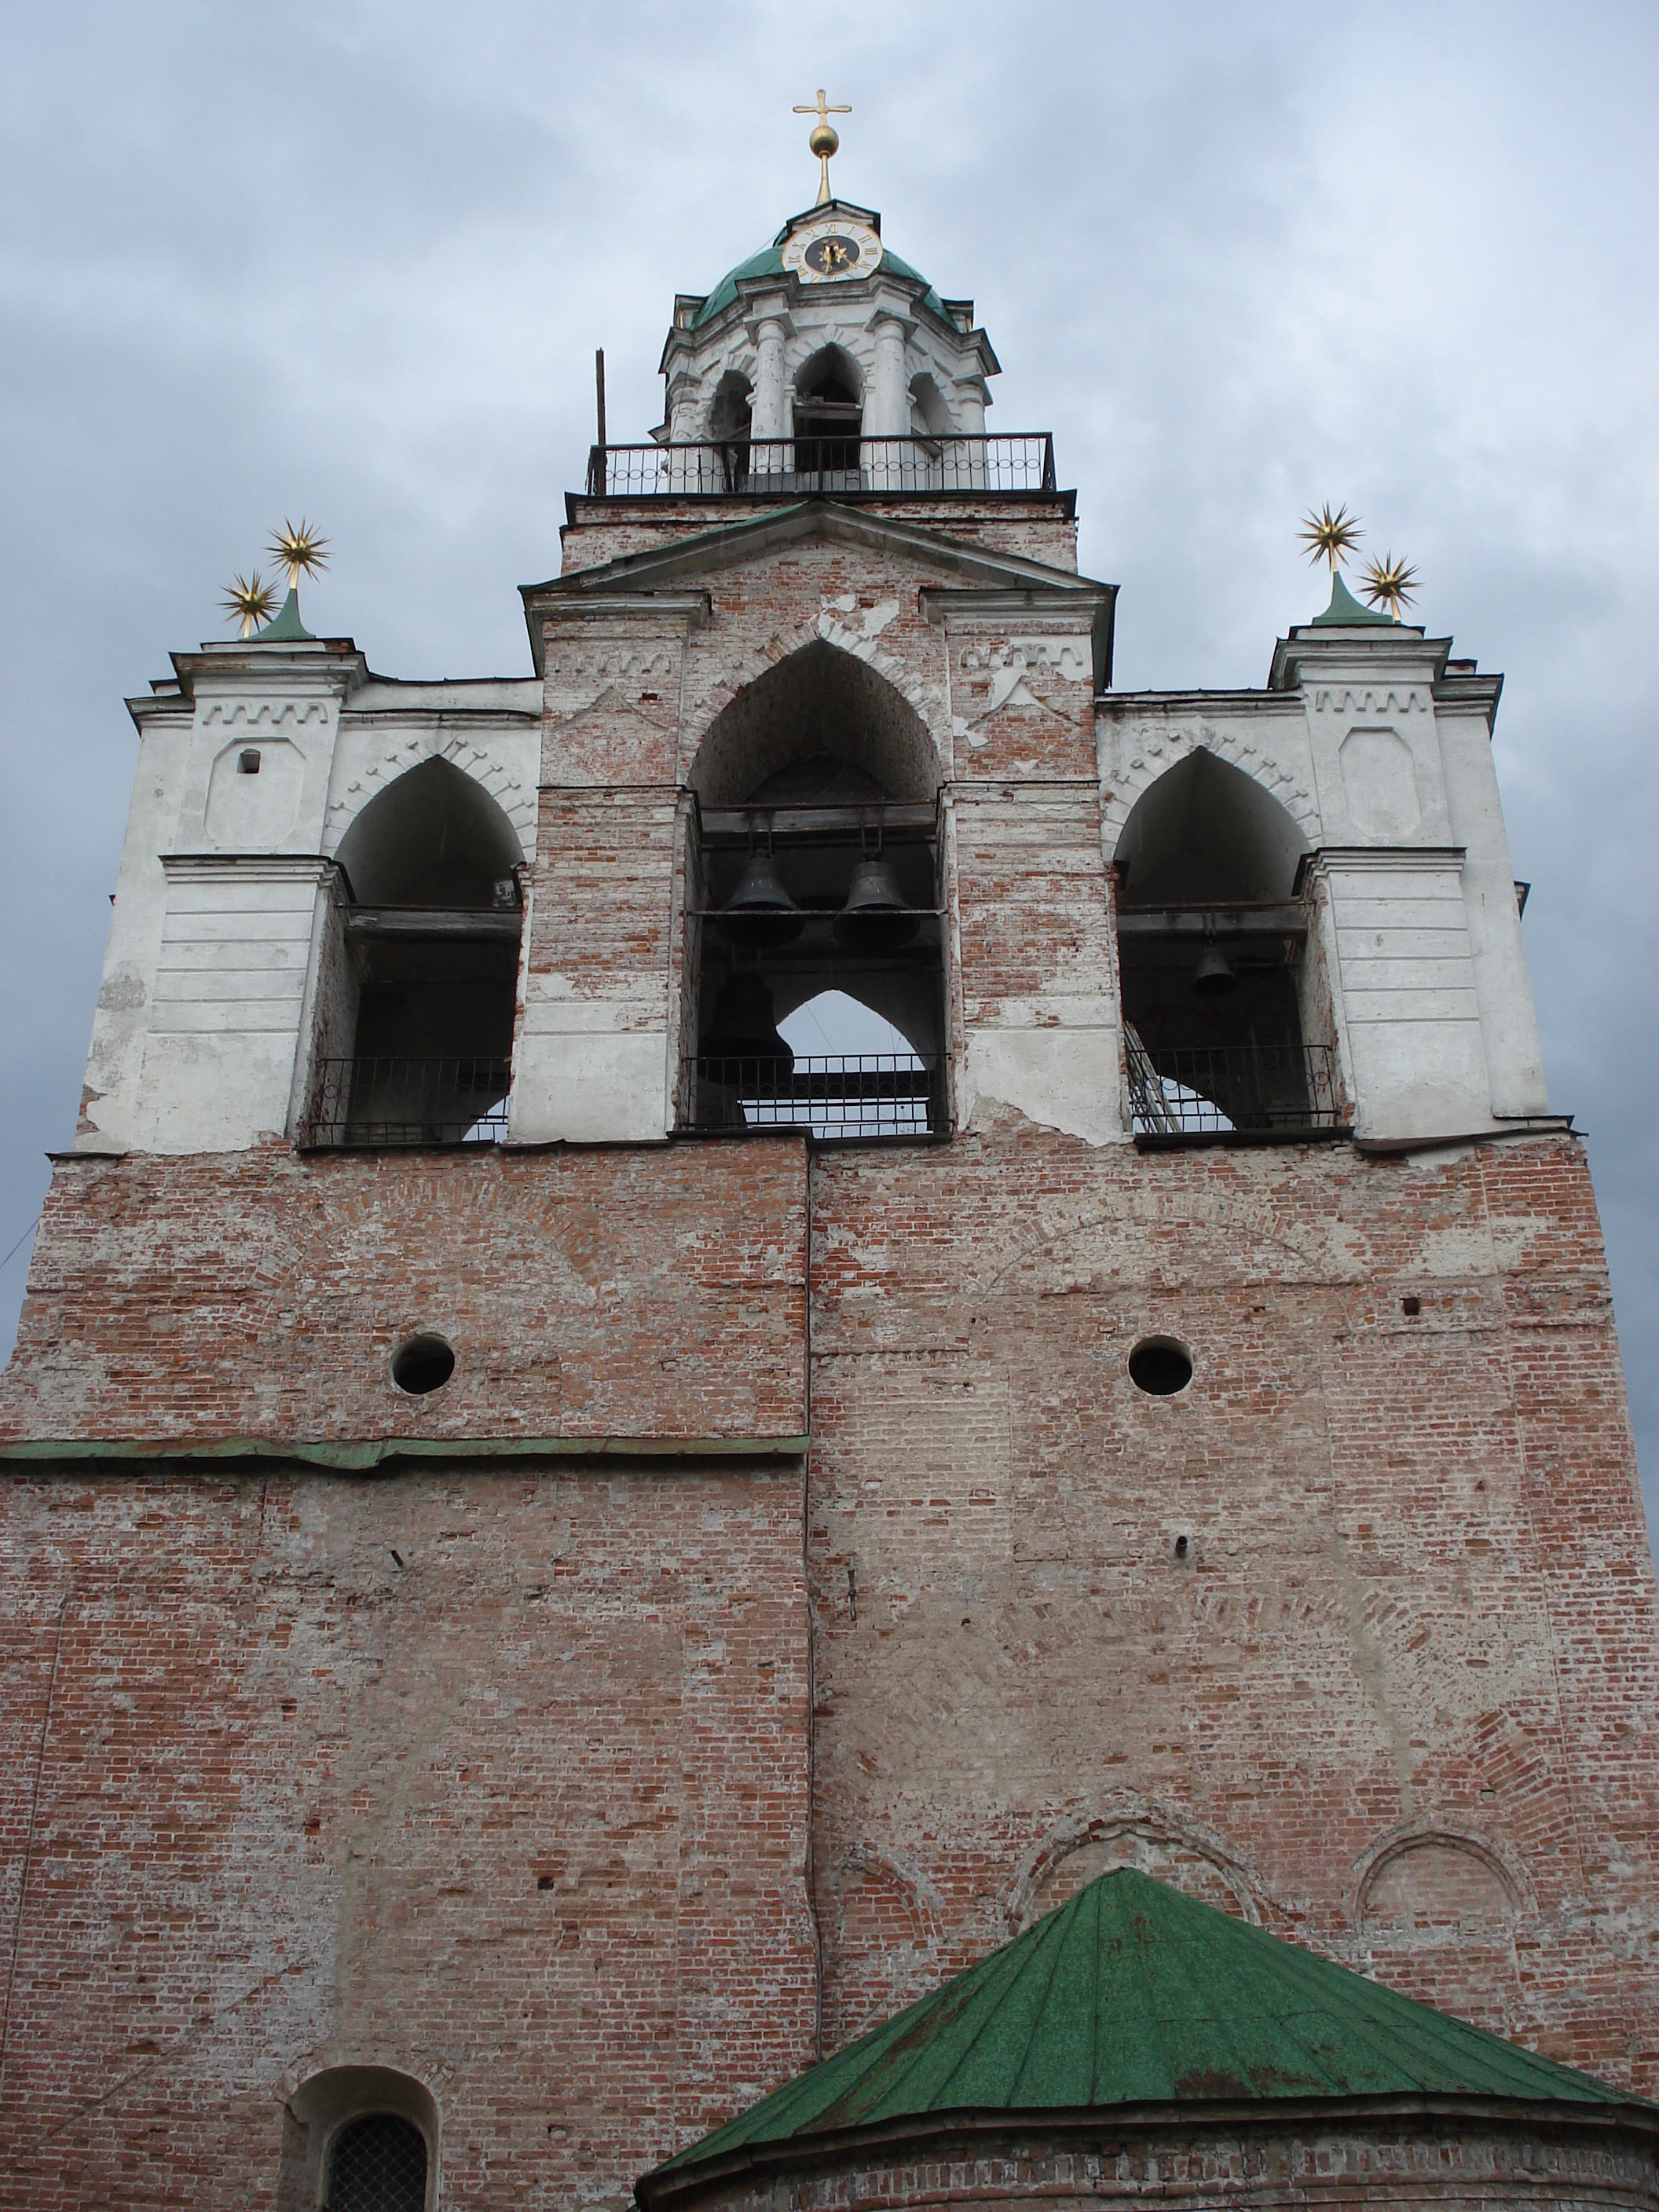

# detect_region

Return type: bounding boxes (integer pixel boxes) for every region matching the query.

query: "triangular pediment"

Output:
[522,499,1115,676]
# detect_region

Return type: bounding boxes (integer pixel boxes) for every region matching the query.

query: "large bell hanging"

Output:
[698,971,795,1089]
[717,852,804,950]
[1191,943,1238,998]
[833,856,918,953]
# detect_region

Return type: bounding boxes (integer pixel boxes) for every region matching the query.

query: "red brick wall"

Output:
[804,1128,1659,2089]
[0,1460,815,2210]
[0,1142,808,1448]
[2,1128,1654,2208]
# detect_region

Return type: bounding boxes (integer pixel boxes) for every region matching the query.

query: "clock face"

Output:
[782,218,883,285]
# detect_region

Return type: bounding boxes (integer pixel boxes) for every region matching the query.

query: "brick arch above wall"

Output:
[1350,1821,1532,1937]
[687,625,947,800]
[1005,1800,1265,1936]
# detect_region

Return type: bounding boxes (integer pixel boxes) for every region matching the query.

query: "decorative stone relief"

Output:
[1340,725,1422,837]
[1312,684,1430,716]
[200,698,329,731]
[950,637,1091,746]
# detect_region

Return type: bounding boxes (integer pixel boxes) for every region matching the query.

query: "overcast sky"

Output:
[2,1,1654,1555]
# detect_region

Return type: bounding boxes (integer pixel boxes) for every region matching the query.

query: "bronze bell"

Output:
[717,852,804,949]
[833,856,917,953]
[698,971,795,1090]
[1191,943,1238,998]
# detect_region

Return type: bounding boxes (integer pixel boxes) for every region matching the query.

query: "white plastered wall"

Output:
[1097,632,1550,1147]
[665,275,991,445]
[85,654,540,1155]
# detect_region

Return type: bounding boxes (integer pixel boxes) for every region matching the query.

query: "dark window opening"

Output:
[1115,753,1342,1143]
[302,758,523,1147]
[1130,1339,1193,1396]
[390,1334,455,1395]
[238,747,262,775]
[793,353,863,485]
[709,372,754,490]
[326,2111,427,2212]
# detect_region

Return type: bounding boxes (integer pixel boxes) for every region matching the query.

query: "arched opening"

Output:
[302,758,523,1147]
[682,645,947,1138]
[284,2064,438,2212]
[794,344,864,487]
[708,369,753,489]
[909,372,954,438]
[1114,753,1339,1139]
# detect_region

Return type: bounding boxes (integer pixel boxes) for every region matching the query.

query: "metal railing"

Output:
[299,1056,511,1148]
[588,434,1057,499]
[1126,1038,1345,1141]
[686,1053,944,1138]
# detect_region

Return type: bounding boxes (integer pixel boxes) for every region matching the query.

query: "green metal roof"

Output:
[656,1868,1635,2181]
[1312,569,1395,626]
[253,586,316,642]
[690,224,955,333]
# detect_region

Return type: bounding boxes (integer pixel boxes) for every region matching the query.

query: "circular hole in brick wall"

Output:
[1129,1337,1193,1397]
[391,1334,455,1395]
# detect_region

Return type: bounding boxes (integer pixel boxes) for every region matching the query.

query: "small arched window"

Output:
[326,2111,428,2211]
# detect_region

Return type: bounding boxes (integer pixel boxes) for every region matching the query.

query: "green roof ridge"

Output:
[253,586,315,642]
[658,1867,1639,2177]
[690,226,955,335]
[1312,569,1394,626]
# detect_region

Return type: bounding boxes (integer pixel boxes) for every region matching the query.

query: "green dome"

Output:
[690,217,956,332]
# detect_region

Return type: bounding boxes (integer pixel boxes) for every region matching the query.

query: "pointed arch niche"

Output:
[298,756,526,1146]
[1113,750,1343,1141]
[680,642,947,1138]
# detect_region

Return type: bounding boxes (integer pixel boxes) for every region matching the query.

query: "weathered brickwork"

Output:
[1,1122,1654,2203]
[558,500,1079,578]
[804,1128,1659,2087]
[0,1142,808,1448]
[645,2119,1659,2210]
[0,1460,815,2209]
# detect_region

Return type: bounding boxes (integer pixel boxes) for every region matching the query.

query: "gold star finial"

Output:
[221,569,279,639]
[1298,501,1363,574]
[1361,550,1420,619]
[793,88,851,206]
[267,516,331,591]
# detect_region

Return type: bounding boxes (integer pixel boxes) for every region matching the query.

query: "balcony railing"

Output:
[1126,1037,1346,1143]
[685,1053,945,1139]
[587,434,1057,500]
[298,1056,511,1148]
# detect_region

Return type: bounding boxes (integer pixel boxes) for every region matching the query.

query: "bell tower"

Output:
[2,107,1654,2212]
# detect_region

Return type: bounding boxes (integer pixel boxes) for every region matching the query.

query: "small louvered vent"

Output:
[328,2113,427,2212]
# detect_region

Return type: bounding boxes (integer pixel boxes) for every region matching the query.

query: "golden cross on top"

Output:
[794,88,851,204]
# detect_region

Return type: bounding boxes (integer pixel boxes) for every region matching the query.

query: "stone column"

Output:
[751,317,789,449]
[867,318,910,438]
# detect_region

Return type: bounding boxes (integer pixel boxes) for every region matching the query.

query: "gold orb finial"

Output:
[267,516,331,591]
[1361,550,1420,618]
[793,87,851,206]
[1298,501,1363,574]
[221,568,279,639]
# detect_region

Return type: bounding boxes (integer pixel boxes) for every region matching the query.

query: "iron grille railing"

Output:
[588,434,1057,499]
[687,1053,944,1138]
[1126,1038,1345,1141]
[299,1056,511,1148]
